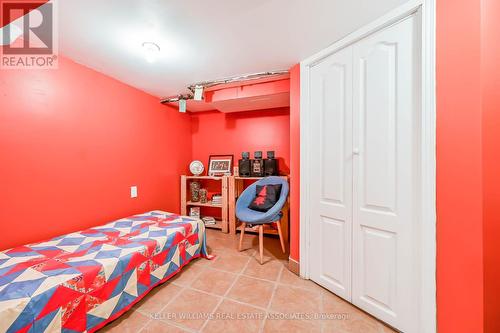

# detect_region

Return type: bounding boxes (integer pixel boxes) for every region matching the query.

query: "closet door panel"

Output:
[360,42,397,213]
[309,46,353,301]
[352,14,420,332]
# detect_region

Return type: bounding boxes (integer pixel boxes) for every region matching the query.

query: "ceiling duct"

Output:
[160,70,289,106]
[159,94,193,104]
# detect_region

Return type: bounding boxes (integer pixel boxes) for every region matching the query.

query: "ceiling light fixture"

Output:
[142,41,160,63]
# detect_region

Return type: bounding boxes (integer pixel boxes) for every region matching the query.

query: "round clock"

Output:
[189,160,204,176]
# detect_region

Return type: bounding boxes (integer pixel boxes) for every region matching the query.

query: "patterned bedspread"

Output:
[0,210,210,333]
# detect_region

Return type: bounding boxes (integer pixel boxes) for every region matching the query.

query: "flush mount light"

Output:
[142,41,160,62]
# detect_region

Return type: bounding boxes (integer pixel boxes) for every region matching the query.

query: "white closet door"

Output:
[351,14,420,332]
[309,46,353,301]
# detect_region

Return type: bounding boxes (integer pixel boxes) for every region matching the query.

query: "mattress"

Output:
[0,210,210,333]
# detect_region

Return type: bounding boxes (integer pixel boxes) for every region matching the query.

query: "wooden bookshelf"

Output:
[181,175,229,233]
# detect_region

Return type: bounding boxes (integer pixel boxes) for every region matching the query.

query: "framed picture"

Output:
[208,154,233,176]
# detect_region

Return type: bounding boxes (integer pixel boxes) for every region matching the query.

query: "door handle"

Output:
[353,148,360,155]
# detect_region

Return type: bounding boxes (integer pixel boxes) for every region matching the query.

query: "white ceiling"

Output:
[58,0,408,101]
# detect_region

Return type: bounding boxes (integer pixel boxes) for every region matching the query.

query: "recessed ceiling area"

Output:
[59,0,408,103]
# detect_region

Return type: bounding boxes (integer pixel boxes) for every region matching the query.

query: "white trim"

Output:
[299,53,311,280]
[299,1,436,333]
[418,0,436,332]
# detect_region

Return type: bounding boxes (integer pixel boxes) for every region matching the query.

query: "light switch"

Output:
[130,186,138,198]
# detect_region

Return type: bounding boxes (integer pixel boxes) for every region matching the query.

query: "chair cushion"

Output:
[248,184,282,212]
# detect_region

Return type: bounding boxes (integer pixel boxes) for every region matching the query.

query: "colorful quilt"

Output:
[0,210,210,333]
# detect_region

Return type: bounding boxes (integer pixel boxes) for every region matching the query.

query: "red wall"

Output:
[437,0,484,332]
[481,0,500,331]
[188,108,290,220]
[0,56,192,250]
[190,108,290,174]
[289,64,300,262]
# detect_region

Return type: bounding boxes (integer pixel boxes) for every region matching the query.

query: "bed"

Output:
[0,210,210,333]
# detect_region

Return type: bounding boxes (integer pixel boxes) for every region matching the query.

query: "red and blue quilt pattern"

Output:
[0,210,210,333]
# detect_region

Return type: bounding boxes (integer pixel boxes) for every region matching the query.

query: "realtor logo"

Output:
[0,0,58,69]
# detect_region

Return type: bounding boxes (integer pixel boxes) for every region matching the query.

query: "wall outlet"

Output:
[130,186,138,198]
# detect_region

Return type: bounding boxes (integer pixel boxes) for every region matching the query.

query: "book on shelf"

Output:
[211,194,222,205]
[201,216,217,225]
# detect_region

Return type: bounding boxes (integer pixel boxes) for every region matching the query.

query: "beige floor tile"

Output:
[322,292,387,333]
[142,319,190,333]
[244,248,283,265]
[237,247,259,257]
[161,288,220,330]
[237,234,259,249]
[209,246,255,258]
[189,256,213,267]
[270,284,322,314]
[209,252,250,273]
[202,299,266,333]
[226,275,275,308]
[207,234,257,257]
[243,258,284,281]
[206,232,242,250]
[133,282,182,315]
[169,262,207,286]
[207,237,238,250]
[191,268,237,296]
[263,313,322,333]
[279,266,323,291]
[100,309,150,333]
[322,312,382,333]
[206,229,230,241]
[97,230,394,333]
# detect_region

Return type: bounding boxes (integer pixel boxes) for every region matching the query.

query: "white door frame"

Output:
[299,1,436,332]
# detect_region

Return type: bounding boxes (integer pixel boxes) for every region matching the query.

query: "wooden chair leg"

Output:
[238,223,246,251]
[276,221,286,253]
[259,225,264,264]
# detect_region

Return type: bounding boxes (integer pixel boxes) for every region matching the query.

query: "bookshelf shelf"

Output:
[186,201,222,208]
[204,219,223,230]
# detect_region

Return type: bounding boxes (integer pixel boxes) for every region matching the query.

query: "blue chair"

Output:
[236,176,289,264]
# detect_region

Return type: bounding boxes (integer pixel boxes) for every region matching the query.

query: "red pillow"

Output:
[248,184,282,212]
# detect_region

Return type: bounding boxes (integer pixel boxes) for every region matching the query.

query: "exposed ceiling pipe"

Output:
[186,70,289,93]
[160,69,289,105]
[160,94,193,104]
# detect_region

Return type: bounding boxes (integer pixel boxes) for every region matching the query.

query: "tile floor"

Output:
[99,229,397,333]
